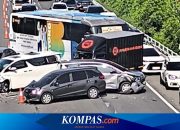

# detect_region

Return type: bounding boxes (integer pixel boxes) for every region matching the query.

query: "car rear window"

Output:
[53,4,67,9]
[72,71,87,81]
[143,48,160,57]
[86,70,100,78]
[46,55,58,64]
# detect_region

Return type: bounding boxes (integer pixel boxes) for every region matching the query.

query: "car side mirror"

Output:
[51,81,59,87]
[8,67,17,71]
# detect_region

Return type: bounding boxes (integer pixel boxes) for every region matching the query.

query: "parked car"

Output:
[21,3,37,12]
[0,52,61,93]
[142,44,165,73]
[61,59,146,94]
[76,0,93,11]
[160,56,180,89]
[85,5,104,13]
[24,67,106,104]
[61,0,77,10]
[51,2,68,11]
[0,47,17,59]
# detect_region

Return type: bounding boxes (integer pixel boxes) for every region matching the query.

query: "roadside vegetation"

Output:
[98,0,180,53]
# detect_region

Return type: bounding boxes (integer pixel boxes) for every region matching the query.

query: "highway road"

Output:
[0,0,179,113]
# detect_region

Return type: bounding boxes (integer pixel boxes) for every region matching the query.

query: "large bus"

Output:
[12,0,32,11]
[9,10,131,60]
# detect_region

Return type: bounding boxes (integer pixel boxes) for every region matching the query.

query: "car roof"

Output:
[143,44,154,49]
[167,56,180,62]
[50,66,98,75]
[2,52,60,61]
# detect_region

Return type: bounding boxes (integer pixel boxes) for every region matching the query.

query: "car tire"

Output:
[119,82,132,94]
[165,82,170,90]
[160,75,164,85]
[88,87,99,99]
[41,93,53,104]
[1,81,9,93]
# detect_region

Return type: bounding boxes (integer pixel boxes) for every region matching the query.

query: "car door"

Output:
[97,65,119,89]
[4,60,33,89]
[67,70,88,96]
[52,73,71,98]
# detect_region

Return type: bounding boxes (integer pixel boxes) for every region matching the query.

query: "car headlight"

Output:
[32,88,41,95]
[168,75,178,80]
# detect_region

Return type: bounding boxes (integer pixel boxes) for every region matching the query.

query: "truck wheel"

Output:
[88,87,99,99]
[119,82,132,94]
[1,81,9,93]
[41,93,53,104]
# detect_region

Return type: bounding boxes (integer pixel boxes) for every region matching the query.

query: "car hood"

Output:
[124,70,144,77]
[26,80,44,89]
[143,56,165,62]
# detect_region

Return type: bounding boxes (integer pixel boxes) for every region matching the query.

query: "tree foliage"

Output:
[98,0,180,53]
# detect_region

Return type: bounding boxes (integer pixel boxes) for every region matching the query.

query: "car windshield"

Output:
[167,62,180,71]
[22,6,36,11]
[35,73,59,87]
[0,59,13,72]
[53,4,67,9]
[143,48,160,57]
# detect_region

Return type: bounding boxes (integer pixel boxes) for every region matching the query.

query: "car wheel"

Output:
[88,87,99,99]
[165,82,170,90]
[119,82,132,94]
[160,75,164,85]
[41,93,53,104]
[1,81,9,93]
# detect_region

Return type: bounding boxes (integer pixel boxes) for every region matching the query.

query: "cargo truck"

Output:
[77,31,144,70]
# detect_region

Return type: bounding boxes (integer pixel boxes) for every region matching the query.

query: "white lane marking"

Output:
[146,82,179,113]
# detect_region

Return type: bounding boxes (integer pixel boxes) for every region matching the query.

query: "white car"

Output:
[142,44,165,73]
[51,2,68,11]
[0,52,61,92]
[160,56,180,89]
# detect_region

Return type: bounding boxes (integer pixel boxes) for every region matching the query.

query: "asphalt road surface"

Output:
[0,0,178,113]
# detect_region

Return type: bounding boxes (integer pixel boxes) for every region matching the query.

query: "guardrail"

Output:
[93,0,179,56]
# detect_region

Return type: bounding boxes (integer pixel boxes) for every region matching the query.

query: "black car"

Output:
[0,47,17,59]
[24,67,106,104]
[85,5,105,13]
[76,0,93,11]
[61,0,77,10]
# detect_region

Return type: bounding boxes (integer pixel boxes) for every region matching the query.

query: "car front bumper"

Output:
[142,62,164,73]
[166,79,180,88]
[131,81,146,93]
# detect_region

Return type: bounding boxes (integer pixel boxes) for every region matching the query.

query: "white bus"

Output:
[9,10,130,60]
[12,0,32,11]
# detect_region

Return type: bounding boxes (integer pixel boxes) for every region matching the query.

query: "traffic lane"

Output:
[101,87,174,113]
[35,96,111,113]
[0,92,111,113]
[146,75,180,111]
[0,87,174,113]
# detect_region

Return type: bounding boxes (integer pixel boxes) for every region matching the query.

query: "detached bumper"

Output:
[131,81,146,93]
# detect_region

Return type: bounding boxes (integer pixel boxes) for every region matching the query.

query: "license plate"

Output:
[152,67,160,70]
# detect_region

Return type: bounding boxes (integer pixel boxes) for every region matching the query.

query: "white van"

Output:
[0,52,61,92]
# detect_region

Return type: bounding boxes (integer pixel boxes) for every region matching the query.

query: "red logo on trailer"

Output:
[112,45,143,56]
[81,40,94,49]
[112,47,119,56]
